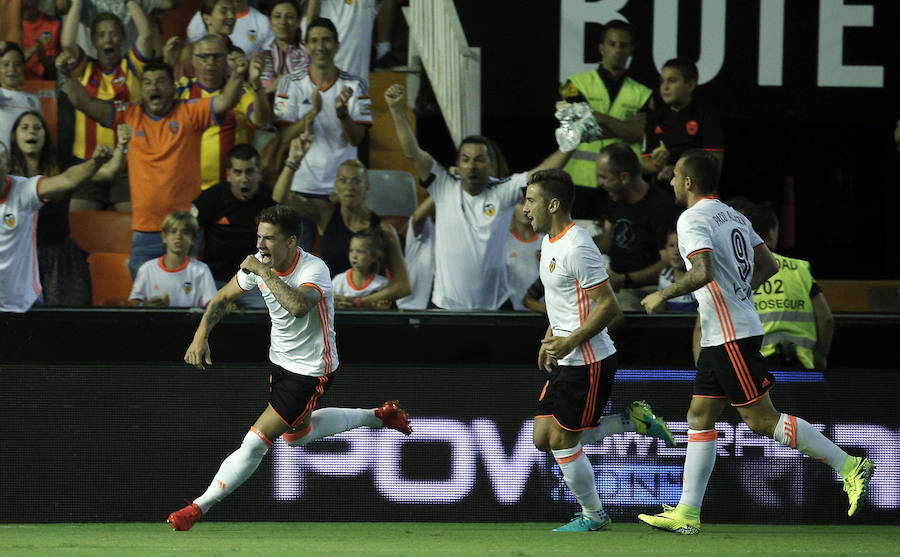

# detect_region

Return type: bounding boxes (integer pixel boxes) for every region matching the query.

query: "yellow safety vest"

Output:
[560,70,652,189]
[754,253,818,369]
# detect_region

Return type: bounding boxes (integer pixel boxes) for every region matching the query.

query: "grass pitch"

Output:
[1,523,897,556]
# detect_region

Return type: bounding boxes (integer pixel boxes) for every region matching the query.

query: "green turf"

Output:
[1,523,898,556]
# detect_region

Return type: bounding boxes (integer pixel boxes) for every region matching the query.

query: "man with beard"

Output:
[58,52,251,276]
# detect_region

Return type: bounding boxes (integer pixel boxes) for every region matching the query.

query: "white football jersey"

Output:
[129,256,217,307]
[427,162,525,310]
[540,222,616,365]
[677,196,766,347]
[332,269,388,298]
[274,69,372,195]
[506,230,543,311]
[0,175,45,312]
[236,248,338,376]
[395,216,434,310]
[187,6,274,56]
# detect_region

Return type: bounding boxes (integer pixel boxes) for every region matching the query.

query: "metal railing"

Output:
[404,0,481,145]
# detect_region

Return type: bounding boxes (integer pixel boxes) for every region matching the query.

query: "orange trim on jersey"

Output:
[510,229,539,243]
[301,282,324,295]
[249,426,273,447]
[276,93,290,99]
[309,71,339,92]
[752,241,766,249]
[157,255,191,273]
[346,271,375,291]
[704,148,724,152]
[575,282,596,363]
[0,176,11,204]
[687,429,717,442]
[282,424,312,443]
[548,221,575,243]
[555,447,583,465]
[235,6,250,18]
[274,249,301,276]
[34,176,49,202]
[583,277,609,291]
[692,394,728,399]
[687,247,712,259]
[315,298,333,373]
[700,194,720,200]
[233,273,249,292]
[706,281,737,341]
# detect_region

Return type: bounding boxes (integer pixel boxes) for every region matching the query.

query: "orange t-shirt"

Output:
[107,98,218,232]
[21,13,61,80]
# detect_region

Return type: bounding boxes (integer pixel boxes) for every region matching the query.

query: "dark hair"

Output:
[200,0,229,15]
[349,227,385,274]
[601,20,634,43]
[528,169,576,212]
[0,41,25,60]
[599,142,641,177]
[227,143,260,169]
[679,149,720,194]
[141,60,175,82]
[662,56,699,83]
[743,203,779,241]
[9,111,59,178]
[268,0,303,44]
[306,17,339,43]
[457,135,496,165]
[724,196,756,215]
[259,205,301,238]
[90,12,126,43]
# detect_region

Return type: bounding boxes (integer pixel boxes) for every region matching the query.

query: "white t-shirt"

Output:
[396,215,434,310]
[273,69,372,195]
[427,162,525,310]
[187,5,274,56]
[540,222,616,366]
[332,269,388,297]
[657,266,698,312]
[506,229,542,311]
[309,0,378,79]
[68,0,161,60]
[129,256,217,307]
[236,248,338,376]
[0,88,42,155]
[0,175,45,312]
[677,196,766,347]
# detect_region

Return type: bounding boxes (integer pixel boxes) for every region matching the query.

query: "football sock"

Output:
[678,429,717,512]
[579,413,636,444]
[552,443,603,519]
[283,408,380,446]
[194,428,271,514]
[774,414,849,473]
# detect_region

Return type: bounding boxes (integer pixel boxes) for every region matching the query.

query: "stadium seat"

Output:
[69,211,132,254]
[366,169,418,217]
[86,252,133,306]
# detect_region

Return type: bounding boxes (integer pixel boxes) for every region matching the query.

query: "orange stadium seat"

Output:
[69,211,132,254]
[21,80,58,144]
[86,252,133,306]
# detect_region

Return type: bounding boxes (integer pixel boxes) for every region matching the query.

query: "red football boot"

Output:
[374,400,412,435]
[168,502,202,531]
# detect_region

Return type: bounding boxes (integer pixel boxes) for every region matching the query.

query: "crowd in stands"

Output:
[0,6,839,368]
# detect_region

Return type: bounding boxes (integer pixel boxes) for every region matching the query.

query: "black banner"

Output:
[2,362,897,524]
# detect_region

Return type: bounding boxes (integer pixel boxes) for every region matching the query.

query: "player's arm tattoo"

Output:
[204,299,229,329]
[260,271,321,317]
[658,251,714,301]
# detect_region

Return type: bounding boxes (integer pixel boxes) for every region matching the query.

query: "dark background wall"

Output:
[415,1,899,279]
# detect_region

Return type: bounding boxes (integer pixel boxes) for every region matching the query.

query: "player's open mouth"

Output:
[25,139,38,145]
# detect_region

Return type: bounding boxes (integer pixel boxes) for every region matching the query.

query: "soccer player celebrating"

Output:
[522,169,675,532]
[638,151,874,534]
[168,205,411,531]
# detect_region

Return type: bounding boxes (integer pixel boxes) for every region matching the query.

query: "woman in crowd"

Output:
[273,134,411,308]
[172,0,238,78]
[9,111,129,305]
[0,42,43,155]
[259,0,308,94]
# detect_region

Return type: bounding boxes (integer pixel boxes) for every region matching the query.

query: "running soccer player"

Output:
[638,151,874,534]
[522,169,675,532]
[168,205,411,531]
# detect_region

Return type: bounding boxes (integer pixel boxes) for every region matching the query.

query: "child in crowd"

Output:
[332,228,390,309]
[129,211,217,307]
[657,228,698,312]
